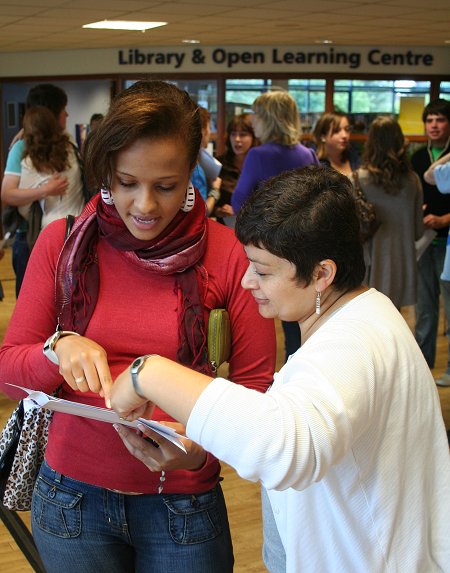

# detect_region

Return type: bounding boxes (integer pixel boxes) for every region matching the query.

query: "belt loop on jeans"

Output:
[53,470,62,484]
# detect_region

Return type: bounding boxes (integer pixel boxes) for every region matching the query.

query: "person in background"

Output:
[191,106,222,215]
[0,80,276,573]
[89,113,104,132]
[14,106,85,232]
[425,150,450,386]
[231,90,320,360]
[110,166,450,573]
[350,116,423,309]
[1,83,71,296]
[312,111,360,176]
[424,150,450,190]
[214,113,256,227]
[191,106,213,202]
[411,98,450,385]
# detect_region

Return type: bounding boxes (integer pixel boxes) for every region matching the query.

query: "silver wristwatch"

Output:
[130,354,157,399]
[43,330,80,364]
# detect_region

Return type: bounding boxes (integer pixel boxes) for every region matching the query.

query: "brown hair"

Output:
[362,116,412,194]
[313,112,350,161]
[198,107,211,130]
[22,106,70,173]
[84,80,202,192]
[222,113,256,163]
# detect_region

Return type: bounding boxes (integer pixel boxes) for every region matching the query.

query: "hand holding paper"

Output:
[9,384,186,452]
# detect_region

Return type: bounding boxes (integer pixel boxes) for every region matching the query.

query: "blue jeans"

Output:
[415,241,450,370]
[12,231,30,298]
[32,461,234,573]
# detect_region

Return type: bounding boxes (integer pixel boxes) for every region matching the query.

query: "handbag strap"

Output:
[352,170,367,200]
[65,214,75,240]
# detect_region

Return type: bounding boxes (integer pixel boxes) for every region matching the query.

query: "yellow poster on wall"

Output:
[398,96,425,135]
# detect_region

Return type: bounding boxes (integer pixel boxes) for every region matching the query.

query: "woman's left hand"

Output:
[114,421,207,472]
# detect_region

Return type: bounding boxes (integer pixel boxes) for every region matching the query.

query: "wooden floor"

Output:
[0,248,449,572]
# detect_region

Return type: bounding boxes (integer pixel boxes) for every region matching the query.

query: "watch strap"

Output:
[43,330,80,365]
[131,354,156,399]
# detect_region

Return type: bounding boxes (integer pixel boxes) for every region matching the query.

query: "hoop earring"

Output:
[180,181,196,212]
[100,188,114,205]
[315,290,321,315]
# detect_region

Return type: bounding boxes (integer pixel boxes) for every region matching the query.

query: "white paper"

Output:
[198,148,222,180]
[415,228,437,261]
[7,384,186,452]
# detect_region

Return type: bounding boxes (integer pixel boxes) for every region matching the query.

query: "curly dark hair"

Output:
[236,165,365,290]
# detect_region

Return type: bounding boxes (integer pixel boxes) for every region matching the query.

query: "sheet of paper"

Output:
[415,228,437,261]
[8,384,186,452]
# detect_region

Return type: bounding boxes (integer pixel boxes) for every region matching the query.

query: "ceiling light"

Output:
[83,21,167,31]
[182,39,200,44]
[315,39,333,44]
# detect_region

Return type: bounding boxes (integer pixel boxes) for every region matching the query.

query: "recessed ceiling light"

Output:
[315,39,333,44]
[83,20,167,31]
[182,39,201,44]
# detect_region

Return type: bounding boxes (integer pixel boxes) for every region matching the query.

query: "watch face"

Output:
[131,357,143,372]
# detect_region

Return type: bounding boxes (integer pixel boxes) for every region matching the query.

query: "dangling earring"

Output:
[321,138,326,143]
[180,181,196,212]
[100,188,114,205]
[315,290,321,315]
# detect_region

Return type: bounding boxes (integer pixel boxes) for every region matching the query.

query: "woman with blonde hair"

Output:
[351,115,423,308]
[231,90,319,215]
[313,111,360,176]
[231,90,319,359]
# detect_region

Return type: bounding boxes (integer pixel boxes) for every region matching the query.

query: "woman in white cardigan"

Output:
[110,166,450,573]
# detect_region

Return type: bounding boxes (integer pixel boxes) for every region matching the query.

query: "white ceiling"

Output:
[0,0,448,53]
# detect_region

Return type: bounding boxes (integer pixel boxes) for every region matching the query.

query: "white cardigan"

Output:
[187,289,450,572]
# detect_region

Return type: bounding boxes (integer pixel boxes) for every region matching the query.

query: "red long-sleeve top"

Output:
[0,217,276,494]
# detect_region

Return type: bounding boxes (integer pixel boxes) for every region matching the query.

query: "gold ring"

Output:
[75,375,86,385]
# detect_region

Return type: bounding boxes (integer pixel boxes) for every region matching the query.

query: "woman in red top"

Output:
[0,80,276,573]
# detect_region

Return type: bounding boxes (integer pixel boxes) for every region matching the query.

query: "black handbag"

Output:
[351,170,381,242]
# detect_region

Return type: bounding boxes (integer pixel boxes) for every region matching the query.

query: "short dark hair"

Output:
[26,83,67,118]
[235,166,365,290]
[422,98,450,123]
[89,113,104,123]
[84,80,202,192]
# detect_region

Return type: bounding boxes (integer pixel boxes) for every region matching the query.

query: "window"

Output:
[225,78,325,133]
[334,79,430,133]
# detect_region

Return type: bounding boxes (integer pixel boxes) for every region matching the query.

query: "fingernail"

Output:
[105,398,111,409]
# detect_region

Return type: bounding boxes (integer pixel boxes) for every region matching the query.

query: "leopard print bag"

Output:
[0,400,54,511]
[0,216,74,512]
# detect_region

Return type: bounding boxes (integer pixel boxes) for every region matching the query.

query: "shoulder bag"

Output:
[351,170,381,242]
[0,215,75,511]
[207,308,231,374]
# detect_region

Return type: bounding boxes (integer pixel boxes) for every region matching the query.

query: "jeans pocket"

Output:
[33,474,83,538]
[163,488,223,545]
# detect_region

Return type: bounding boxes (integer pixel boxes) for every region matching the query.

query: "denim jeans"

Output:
[415,241,450,371]
[12,231,30,298]
[32,461,234,573]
